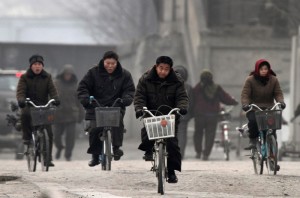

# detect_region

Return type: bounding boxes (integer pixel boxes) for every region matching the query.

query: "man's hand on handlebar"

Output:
[242,104,251,112]
[135,109,144,119]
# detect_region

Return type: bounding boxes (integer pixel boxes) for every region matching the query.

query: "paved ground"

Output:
[1,136,300,198]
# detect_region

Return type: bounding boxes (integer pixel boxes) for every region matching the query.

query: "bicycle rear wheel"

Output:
[40,129,50,172]
[101,130,112,171]
[157,143,166,195]
[26,141,37,172]
[267,135,278,175]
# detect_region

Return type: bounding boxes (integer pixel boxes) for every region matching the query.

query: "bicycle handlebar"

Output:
[142,107,180,118]
[25,98,56,108]
[89,96,122,108]
[247,102,282,113]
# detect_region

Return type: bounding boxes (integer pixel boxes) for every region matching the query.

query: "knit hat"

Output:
[200,69,213,83]
[29,54,44,67]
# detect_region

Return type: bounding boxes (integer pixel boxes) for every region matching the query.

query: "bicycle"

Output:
[241,103,282,175]
[24,98,56,172]
[142,107,179,195]
[89,96,122,171]
[215,105,234,161]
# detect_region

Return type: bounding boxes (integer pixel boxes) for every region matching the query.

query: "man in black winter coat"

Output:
[134,56,189,183]
[77,51,135,167]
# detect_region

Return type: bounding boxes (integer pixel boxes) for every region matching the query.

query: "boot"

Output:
[244,138,257,150]
[113,147,124,161]
[167,169,178,183]
[143,150,154,161]
[88,154,100,167]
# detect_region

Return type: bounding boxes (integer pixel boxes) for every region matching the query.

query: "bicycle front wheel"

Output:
[102,130,112,171]
[267,135,278,175]
[40,129,50,172]
[224,140,230,161]
[26,141,37,172]
[157,143,166,195]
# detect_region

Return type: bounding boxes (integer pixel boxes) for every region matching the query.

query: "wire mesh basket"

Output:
[255,110,282,130]
[95,107,121,127]
[143,114,176,140]
[30,107,56,126]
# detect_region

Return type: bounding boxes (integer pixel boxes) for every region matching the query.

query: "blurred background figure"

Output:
[54,64,84,161]
[192,69,238,161]
[173,65,193,159]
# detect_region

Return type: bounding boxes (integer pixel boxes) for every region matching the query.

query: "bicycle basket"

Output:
[30,107,56,126]
[255,110,282,130]
[143,114,175,140]
[95,107,121,127]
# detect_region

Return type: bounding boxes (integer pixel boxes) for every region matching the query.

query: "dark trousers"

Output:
[194,115,218,158]
[54,122,76,159]
[246,111,259,139]
[21,112,54,159]
[138,126,182,172]
[86,119,124,155]
[177,120,189,158]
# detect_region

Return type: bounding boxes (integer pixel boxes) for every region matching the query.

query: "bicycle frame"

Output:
[25,98,55,172]
[142,107,180,195]
[246,102,282,175]
[89,96,122,171]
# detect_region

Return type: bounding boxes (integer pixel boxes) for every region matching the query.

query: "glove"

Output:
[18,100,26,108]
[242,104,251,112]
[114,99,124,107]
[179,109,188,115]
[135,110,143,119]
[80,98,90,108]
[280,102,286,110]
[53,99,60,106]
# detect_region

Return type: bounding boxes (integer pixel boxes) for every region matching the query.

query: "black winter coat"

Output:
[77,60,135,120]
[134,66,189,115]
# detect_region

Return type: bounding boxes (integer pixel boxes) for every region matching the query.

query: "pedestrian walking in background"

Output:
[192,69,238,161]
[173,65,193,159]
[54,64,84,161]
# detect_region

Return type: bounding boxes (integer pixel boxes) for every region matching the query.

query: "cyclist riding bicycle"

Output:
[134,56,189,183]
[77,51,135,167]
[241,59,285,170]
[16,54,60,167]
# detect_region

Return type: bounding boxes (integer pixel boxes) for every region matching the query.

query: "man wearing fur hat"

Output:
[16,54,60,166]
[193,69,238,161]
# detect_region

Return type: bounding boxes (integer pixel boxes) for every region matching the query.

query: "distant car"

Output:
[0,69,25,159]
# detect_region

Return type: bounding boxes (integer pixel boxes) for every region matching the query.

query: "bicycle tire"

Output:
[26,141,37,172]
[157,143,165,195]
[267,135,278,175]
[102,130,112,171]
[224,140,230,161]
[40,129,50,172]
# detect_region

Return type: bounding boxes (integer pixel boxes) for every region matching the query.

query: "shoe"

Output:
[202,155,209,161]
[143,151,154,161]
[45,161,55,167]
[65,157,71,161]
[88,154,100,167]
[113,147,124,161]
[195,153,201,159]
[55,147,64,160]
[167,170,178,183]
[244,138,257,150]
[276,164,280,171]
